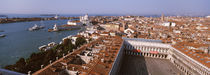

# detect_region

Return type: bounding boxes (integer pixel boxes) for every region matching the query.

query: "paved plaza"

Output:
[118,55,183,75]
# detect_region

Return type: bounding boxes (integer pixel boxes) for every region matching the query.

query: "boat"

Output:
[0,34,6,37]
[48,24,59,32]
[28,24,45,31]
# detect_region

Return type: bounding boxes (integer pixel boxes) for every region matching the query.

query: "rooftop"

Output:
[173,45,210,68]
[33,36,123,75]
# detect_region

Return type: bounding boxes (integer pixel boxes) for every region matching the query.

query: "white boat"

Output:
[0,34,6,37]
[28,24,45,31]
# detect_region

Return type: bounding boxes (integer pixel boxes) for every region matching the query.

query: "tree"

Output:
[75,37,87,47]
[91,21,99,25]
[4,37,80,74]
[4,65,15,72]
[67,41,75,52]
[43,50,56,65]
[15,58,26,73]
[88,38,92,42]
[63,39,71,46]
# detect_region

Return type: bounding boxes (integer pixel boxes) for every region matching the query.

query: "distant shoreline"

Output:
[0,14,207,18]
[0,17,76,24]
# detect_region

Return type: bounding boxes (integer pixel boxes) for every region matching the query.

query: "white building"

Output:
[173,30,181,34]
[124,18,134,21]
[162,22,176,27]
[110,32,116,36]
[67,20,82,26]
[80,14,91,26]
[71,36,78,44]
[124,28,135,34]
[206,15,210,18]
[196,26,208,30]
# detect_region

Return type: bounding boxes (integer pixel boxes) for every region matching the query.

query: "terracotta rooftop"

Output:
[173,45,210,68]
[32,36,123,75]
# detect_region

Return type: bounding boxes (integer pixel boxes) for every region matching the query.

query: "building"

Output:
[161,13,165,21]
[30,36,209,75]
[100,24,120,31]
[206,15,210,18]
[119,22,128,31]
[67,20,82,26]
[80,14,91,26]
[124,28,135,35]
[196,26,208,30]
[110,38,209,75]
[161,22,176,27]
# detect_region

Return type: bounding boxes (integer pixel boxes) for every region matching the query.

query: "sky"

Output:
[0,0,209,16]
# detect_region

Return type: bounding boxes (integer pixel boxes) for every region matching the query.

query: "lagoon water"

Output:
[0,20,81,67]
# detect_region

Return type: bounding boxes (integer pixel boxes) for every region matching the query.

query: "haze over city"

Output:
[0,0,210,16]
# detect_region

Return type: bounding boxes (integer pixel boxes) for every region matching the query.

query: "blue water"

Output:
[0,20,82,67]
[6,14,82,18]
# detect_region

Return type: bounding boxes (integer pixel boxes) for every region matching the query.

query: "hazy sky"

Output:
[0,0,209,15]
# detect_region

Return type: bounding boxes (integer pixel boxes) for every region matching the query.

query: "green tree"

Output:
[75,37,87,47]
[4,65,15,72]
[4,37,79,74]
[43,50,56,65]
[91,21,99,25]
[15,58,26,73]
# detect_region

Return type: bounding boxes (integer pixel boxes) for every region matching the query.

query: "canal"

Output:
[0,19,81,67]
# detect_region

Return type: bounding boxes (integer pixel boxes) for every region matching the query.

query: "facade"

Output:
[162,22,176,27]
[206,16,210,18]
[80,14,91,25]
[110,38,209,75]
[124,28,135,35]
[100,24,120,31]
[161,13,165,21]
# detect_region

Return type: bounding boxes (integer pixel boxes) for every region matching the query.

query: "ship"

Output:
[28,24,45,31]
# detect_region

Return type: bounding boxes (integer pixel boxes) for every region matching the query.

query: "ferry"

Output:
[28,24,45,31]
